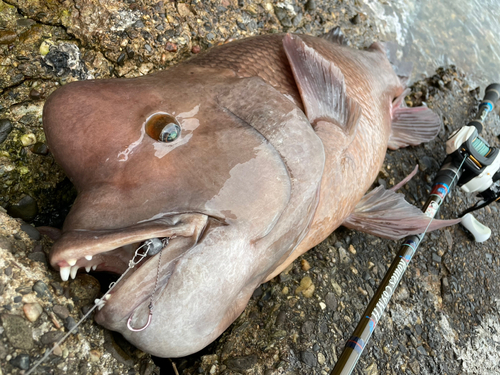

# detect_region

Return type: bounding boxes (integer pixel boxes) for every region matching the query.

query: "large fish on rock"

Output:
[43,29,455,357]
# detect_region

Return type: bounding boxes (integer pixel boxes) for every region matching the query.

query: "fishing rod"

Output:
[331,83,500,375]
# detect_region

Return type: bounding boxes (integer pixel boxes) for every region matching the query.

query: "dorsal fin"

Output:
[321,27,348,45]
[282,33,361,137]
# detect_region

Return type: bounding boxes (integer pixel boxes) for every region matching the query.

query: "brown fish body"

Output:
[43,32,431,357]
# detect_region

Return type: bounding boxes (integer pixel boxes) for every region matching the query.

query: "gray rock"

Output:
[300,350,317,367]
[1,314,34,349]
[0,118,13,144]
[53,304,70,319]
[40,330,65,345]
[33,281,51,299]
[325,292,338,310]
[224,355,258,372]
[7,196,38,222]
[9,353,30,370]
[20,223,41,240]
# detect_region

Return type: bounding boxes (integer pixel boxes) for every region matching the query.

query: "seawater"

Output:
[361,0,500,88]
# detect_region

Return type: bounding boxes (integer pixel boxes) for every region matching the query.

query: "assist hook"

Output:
[127,237,170,332]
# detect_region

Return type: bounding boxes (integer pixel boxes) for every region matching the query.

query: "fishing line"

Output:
[26,238,168,375]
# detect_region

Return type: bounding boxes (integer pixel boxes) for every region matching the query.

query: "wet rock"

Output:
[33,280,52,299]
[30,142,49,155]
[338,247,350,264]
[7,195,38,222]
[1,314,34,349]
[305,0,316,11]
[224,355,258,372]
[65,316,78,332]
[10,353,30,370]
[0,118,13,143]
[20,223,41,240]
[40,330,65,345]
[300,350,317,367]
[325,292,338,310]
[53,304,70,320]
[23,303,43,322]
[0,30,17,44]
[27,251,47,265]
[295,276,315,298]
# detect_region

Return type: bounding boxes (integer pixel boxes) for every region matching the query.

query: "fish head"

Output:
[43,66,294,357]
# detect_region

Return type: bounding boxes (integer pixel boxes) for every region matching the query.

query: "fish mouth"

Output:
[49,213,210,319]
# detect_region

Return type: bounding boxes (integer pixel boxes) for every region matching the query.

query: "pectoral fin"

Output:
[282,33,361,137]
[388,89,442,150]
[343,166,461,240]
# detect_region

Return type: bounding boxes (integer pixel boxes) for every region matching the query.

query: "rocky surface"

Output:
[1,1,500,375]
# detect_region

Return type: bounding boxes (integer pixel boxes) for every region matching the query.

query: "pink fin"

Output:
[282,33,361,136]
[343,167,461,240]
[388,89,442,150]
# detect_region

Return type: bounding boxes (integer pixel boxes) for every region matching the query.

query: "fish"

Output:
[42,29,455,358]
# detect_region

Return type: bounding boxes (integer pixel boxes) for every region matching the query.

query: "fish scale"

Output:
[188,34,302,105]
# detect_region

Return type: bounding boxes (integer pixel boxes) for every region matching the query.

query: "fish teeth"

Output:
[60,266,71,281]
[70,266,79,279]
[92,264,98,271]
[85,266,91,272]
[67,259,77,266]
[94,298,106,310]
[85,255,93,261]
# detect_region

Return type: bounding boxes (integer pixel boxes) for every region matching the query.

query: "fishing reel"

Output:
[438,83,500,241]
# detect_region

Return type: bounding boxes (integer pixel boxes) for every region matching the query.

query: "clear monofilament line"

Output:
[25,240,153,375]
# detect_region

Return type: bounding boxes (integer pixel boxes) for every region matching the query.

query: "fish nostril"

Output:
[145,113,181,142]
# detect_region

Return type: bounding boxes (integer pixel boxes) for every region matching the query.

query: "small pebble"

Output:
[7,195,38,221]
[0,118,13,143]
[31,142,49,155]
[301,259,311,271]
[20,223,41,240]
[348,244,357,254]
[192,45,201,54]
[317,352,326,365]
[20,133,37,146]
[41,331,65,345]
[0,30,17,44]
[89,349,101,362]
[165,42,177,52]
[53,304,70,319]
[295,276,315,298]
[29,88,41,99]
[33,280,51,299]
[300,350,317,367]
[9,353,30,370]
[13,296,22,303]
[65,316,78,332]
[52,343,63,356]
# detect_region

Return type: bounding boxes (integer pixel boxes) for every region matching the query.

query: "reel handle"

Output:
[461,213,491,242]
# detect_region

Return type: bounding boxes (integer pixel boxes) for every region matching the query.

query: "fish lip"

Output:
[49,212,210,271]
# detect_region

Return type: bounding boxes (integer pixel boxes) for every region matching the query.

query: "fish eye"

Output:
[145,113,181,142]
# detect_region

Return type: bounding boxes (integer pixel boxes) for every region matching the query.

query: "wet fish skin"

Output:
[43,32,431,357]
